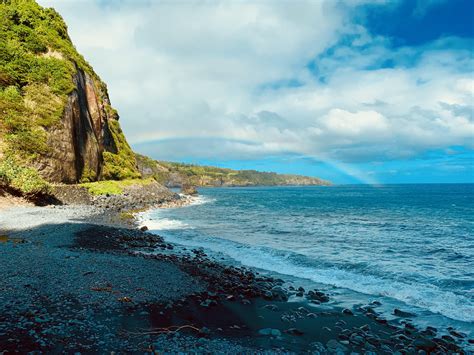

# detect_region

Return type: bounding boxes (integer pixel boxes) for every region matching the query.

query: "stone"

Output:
[326,339,347,352]
[342,308,354,315]
[285,328,304,336]
[271,286,288,301]
[393,308,416,318]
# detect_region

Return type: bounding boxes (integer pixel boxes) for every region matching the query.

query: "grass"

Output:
[80,178,154,196]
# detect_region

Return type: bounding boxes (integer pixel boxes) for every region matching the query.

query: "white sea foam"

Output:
[183,194,216,207]
[137,211,191,231]
[157,232,474,323]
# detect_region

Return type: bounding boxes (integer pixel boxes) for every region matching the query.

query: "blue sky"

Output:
[39,0,474,184]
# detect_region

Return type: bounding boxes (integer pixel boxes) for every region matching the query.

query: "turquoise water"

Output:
[143,184,474,334]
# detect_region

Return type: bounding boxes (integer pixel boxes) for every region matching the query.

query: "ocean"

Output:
[140,184,474,337]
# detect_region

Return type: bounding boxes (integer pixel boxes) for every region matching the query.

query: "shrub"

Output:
[81,178,154,196]
[0,157,51,195]
[101,119,140,180]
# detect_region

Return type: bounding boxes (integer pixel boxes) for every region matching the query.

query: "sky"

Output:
[37,0,474,184]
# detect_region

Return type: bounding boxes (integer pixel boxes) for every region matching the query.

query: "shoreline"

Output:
[0,201,472,353]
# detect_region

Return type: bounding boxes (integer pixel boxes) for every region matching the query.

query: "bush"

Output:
[0,157,51,195]
[101,120,140,180]
[81,178,154,196]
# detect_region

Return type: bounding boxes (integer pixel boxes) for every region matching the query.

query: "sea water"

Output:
[141,184,474,336]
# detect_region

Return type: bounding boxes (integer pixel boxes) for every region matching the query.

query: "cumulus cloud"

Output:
[37,0,474,168]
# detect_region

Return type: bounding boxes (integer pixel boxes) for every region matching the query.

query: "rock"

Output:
[263,304,279,311]
[200,299,216,308]
[449,330,466,338]
[311,342,326,353]
[271,286,288,301]
[285,328,304,336]
[326,339,347,352]
[307,290,330,303]
[342,308,354,315]
[411,338,437,351]
[297,306,309,314]
[393,308,416,318]
[181,184,198,196]
[441,335,455,342]
[263,290,273,299]
[140,226,148,232]
[198,327,210,337]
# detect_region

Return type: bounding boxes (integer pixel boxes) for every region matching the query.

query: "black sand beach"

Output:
[0,203,472,353]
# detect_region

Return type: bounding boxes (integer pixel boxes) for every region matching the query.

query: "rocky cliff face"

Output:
[34,68,118,183]
[0,0,139,186]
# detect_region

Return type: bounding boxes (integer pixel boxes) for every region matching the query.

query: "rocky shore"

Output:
[0,198,472,353]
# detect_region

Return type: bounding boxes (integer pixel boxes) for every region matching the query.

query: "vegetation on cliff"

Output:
[136,154,330,187]
[0,0,139,196]
[80,178,154,196]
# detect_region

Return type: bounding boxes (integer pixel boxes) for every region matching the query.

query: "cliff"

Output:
[0,0,139,195]
[136,154,331,188]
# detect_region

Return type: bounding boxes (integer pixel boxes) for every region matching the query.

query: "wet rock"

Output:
[411,338,437,351]
[297,307,309,314]
[342,308,354,316]
[326,339,347,352]
[449,330,466,338]
[307,290,330,303]
[270,286,288,301]
[199,299,216,308]
[393,308,416,318]
[311,342,326,353]
[285,328,304,336]
[263,304,279,311]
[441,334,455,342]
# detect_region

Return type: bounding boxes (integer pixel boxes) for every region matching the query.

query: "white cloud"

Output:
[37,0,474,167]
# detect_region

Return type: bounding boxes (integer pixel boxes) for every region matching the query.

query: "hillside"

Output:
[0,0,329,201]
[0,0,139,196]
[136,154,331,188]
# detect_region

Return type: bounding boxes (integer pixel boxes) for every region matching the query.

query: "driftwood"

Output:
[123,324,201,337]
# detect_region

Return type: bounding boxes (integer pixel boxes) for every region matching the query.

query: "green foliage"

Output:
[0,0,140,187]
[101,120,140,180]
[154,160,330,187]
[79,167,97,183]
[0,0,107,163]
[81,178,154,196]
[0,157,51,195]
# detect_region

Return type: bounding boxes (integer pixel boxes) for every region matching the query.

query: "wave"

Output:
[154,231,474,323]
[182,194,216,207]
[137,211,192,231]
